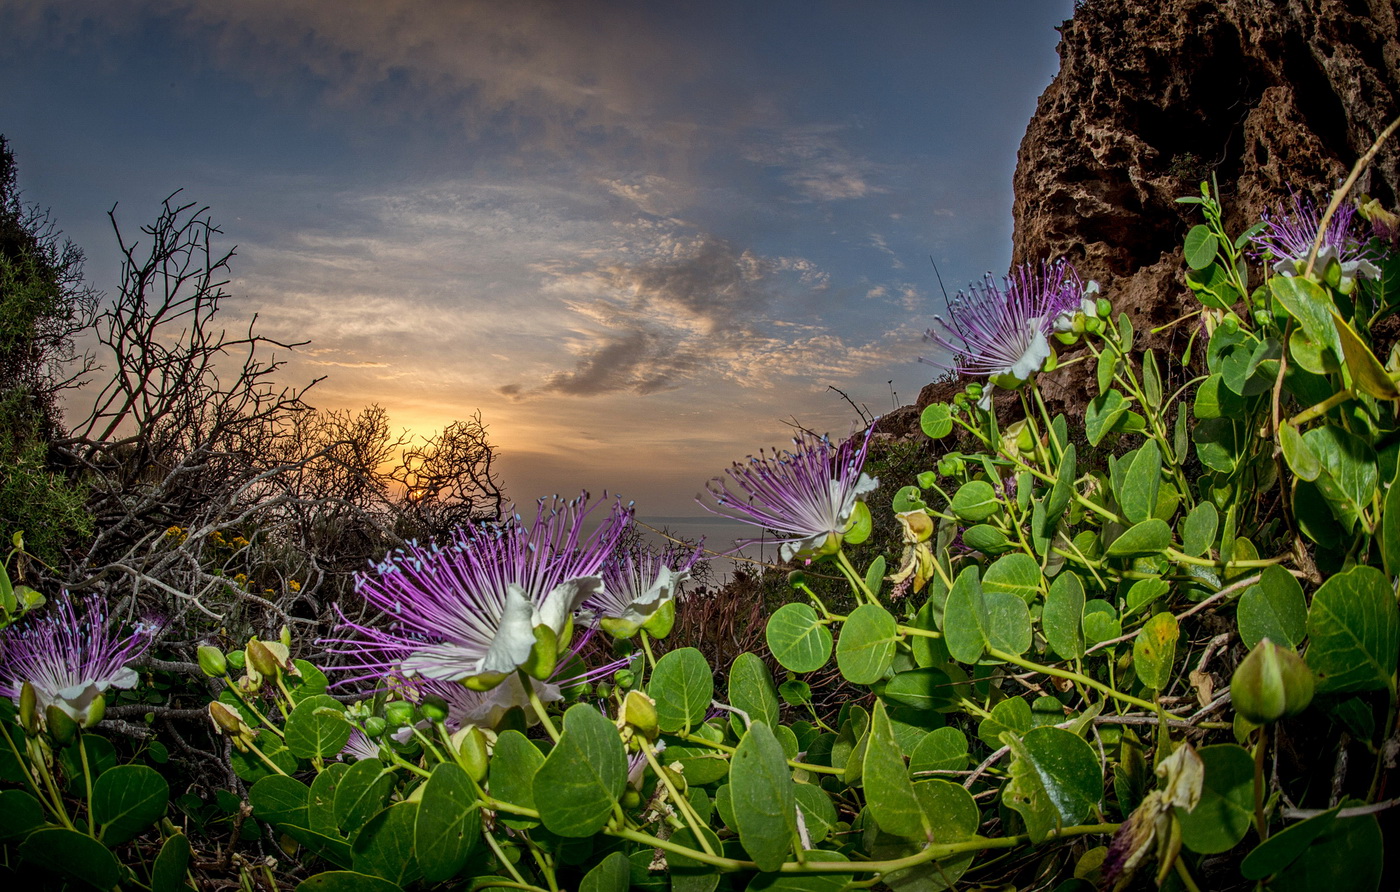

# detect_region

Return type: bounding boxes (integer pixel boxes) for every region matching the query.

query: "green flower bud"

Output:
[384,700,416,728]
[362,716,387,738]
[209,702,246,735]
[620,690,660,740]
[621,788,642,809]
[614,668,636,690]
[787,569,807,587]
[1230,639,1315,725]
[420,695,449,723]
[226,649,246,670]
[457,726,489,782]
[246,639,281,679]
[197,645,228,678]
[19,681,37,736]
[45,704,78,746]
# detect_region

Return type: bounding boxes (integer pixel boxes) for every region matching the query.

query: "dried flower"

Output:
[698,427,879,562]
[922,260,1086,401]
[1252,193,1381,293]
[330,493,631,690]
[0,595,157,728]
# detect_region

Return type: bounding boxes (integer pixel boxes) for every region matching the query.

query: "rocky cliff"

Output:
[895,0,1400,430]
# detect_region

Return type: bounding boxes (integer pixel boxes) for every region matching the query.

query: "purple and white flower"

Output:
[339,728,382,762]
[330,493,631,688]
[922,260,1086,401]
[699,428,879,562]
[0,595,157,727]
[1252,193,1381,292]
[584,541,705,635]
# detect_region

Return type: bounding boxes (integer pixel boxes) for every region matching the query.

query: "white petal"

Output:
[480,584,540,675]
[401,642,488,681]
[535,576,601,637]
[1009,330,1052,380]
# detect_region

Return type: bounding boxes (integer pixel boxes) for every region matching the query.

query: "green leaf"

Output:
[1304,424,1378,532]
[1193,373,1243,420]
[1133,612,1178,690]
[765,605,833,674]
[580,851,631,892]
[92,763,170,845]
[1238,565,1308,650]
[920,403,955,439]
[231,729,299,783]
[1306,565,1400,693]
[864,555,886,600]
[983,553,1041,603]
[1272,276,1342,359]
[1118,441,1162,525]
[863,701,926,838]
[1097,348,1117,394]
[729,722,797,872]
[1142,349,1162,408]
[962,524,1012,554]
[835,604,899,684]
[1186,261,1241,309]
[880,668,955,711]
[1383,464,1400,578]
[943,566,987,664]
[1261,814,1384,892]
[650,647,714,733]
[986,591,1033,656]
[1240,807,1339,880]
[1082,600,1122,649]
[1043,443,1077,533]
[1280,423,1322,482]
[305,762,348,839]
[1184,224,1219,270]
[0,789,44,842]
[1332,310,1400,400]
[950,480,1000,522]
[295,872,404,892]
[285,695,352,760]
[415,763,480,883]
[729,652,781,734]
[1043,572,1086,660]
[18,827,123,889]
[249,774,310,827]
[1124,577,1170,616]
[1175,743,1254,854]
[334,759,396,838]
[909,727,969,777]
[281,824,354,868]
[977,696,1031,749]
[843,500,873,545]
[1002,727,1101,843]
[1181,502,1219,557]
[793,784,838,843]
[533,704,627,837]
[1106,519,1172,557]
[151,832,193,892]
[352,802,420,886]
[1085,390,1128,446]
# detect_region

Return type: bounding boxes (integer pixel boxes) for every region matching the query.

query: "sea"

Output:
[632,515,776,587]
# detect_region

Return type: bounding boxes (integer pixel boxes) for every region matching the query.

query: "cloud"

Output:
[743,125,885,202]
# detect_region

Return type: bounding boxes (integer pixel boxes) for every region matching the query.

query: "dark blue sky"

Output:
[1,0,1075,513]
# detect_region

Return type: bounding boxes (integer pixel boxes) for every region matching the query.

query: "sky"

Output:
[0,0,1074,520]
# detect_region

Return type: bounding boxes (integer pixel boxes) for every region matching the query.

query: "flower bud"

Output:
[246,639,281,679]
[197,645,228,678]
[1230,639,1314,724]
[621,788,642,809]
[614,668,636,690]
[384,700,416,728]
[19,681,38,735]
[457,726,489,782]
[420,695,449,723]
[279,625,292,648]
[362,716,387,738]
[209,701,245,735]
[620,690,660,740]
[45,704,78,746]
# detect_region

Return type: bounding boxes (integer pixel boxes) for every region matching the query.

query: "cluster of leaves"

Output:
[4,148,1400,889]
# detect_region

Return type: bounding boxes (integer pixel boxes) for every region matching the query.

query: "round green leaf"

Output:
[0,789,44,842]
[729,722,797,872]
[1133,612,1178,691]
[352,802,421,886]
[649,647,714,733]
[151,832,193,892]
[1240,807,1338,880]
[1183,224,1219,270]
[415,763,480,883]
[1181,502,1219,557]
[963,524,1013,554]
[1106,519,1171,557]
[950,481,999,522]
[729,652,781,734]
[249,774,310,827]
[765,604,833,674]
[909,727,969,777]
[835,604,898,684]
[1305,565,1400,693]
[977,696,1031,749]
[1262,814,1383,892]
[1003,727,1101,843]
[792,784,838,843]
[863,701,925,838]
[18,827,123,889]
[982,553,1041,603]
[890,485,926,514]
[1175,743,1254,854]
[532,704,628,838]
[92,763,170,845]
[985,590,1033,656]
[920,403,954,439]
[1238,565,1307,650]
[334,759,397,838]
[285,694,352,760]
[746,850,851,891]
[1043,572,1086,660]
[580,851,631,892]
[295,870,405,892]
[944,566,988,664]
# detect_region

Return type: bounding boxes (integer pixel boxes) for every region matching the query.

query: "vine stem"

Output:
[986,647,1159,712]
[519,669,561,743]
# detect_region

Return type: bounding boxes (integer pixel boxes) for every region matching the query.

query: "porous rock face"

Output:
[1017,0,1399,366]
[906,0,1400,427]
